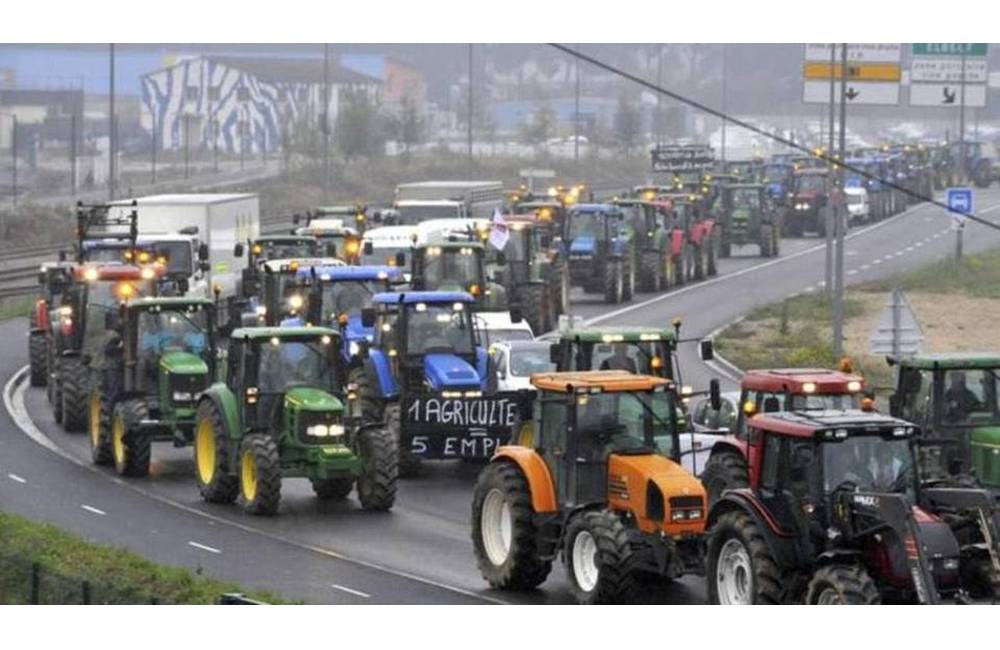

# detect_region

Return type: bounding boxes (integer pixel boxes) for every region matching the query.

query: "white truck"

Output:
[393,181,504,223]
[109,193,259,305]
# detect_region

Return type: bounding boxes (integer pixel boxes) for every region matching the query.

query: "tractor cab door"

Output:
[226,339,250,427]
[756,432,815,540]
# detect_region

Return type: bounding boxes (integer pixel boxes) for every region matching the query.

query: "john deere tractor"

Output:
[235,234,321,300]
[713,183,781,258]
[565,204,636,304]
[610,198,671,292]
[87,297,217,476]
[549,325,681,382]
[410,238,508,313]
[471,371,708,604]
[192,326,397,515]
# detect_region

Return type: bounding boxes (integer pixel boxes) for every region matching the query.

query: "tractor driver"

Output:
[600,345,638,374]
[944,371,982,422]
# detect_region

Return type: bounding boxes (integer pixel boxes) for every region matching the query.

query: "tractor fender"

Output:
[492,446,558,513]
[708,490,802,571]
[366,350,398,399]
[196,385,242,462]
[706,437,749,462]
[32,300,51,334]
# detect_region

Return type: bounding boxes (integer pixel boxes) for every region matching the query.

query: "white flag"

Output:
[488,208,509,251]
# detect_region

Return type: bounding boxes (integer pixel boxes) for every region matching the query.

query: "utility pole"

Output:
[109,43,115,201]
[323,43,330,200]
[833,43,848,359]
[825,43,836,296]
[11,114,17,208]
[151,111,157,184]
[958,48,967,184]
[240,110,246,171]
[574,44,581,165]
[70,112,77,195]
[183,113,191,180]
[655,45,663,144]
[467,44,473,163]
[720,44,728,162]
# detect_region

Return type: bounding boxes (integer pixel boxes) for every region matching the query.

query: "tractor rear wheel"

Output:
[348,366,382,424]
[193,400,238,504]
[518,283,548,335]
[50,361,63,423]
[719,229,732,259]
[805,564,880,604]
[357,426,398,511]
[701,451,750,506]
[760,224,773,258]
[707,232,719,276]
[312,477,354,500]
[239,434,281,516]
[471,461,552,590]
[564,509,644,604]
[707,510,784,604]
[622,255,635,301]
[386,404,420,478]
[639,251,662,292]
[60,356,89,432]
[28,333,47,387]
[111,399,151,477]
[88,390,113,466]
[603,261,624,304]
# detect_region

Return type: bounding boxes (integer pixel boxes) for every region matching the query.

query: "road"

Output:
[3,188,1000,604]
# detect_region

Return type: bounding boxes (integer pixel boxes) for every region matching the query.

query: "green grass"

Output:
[0,510,290,604]
[860,248,1000,298]
[0,297,35,322]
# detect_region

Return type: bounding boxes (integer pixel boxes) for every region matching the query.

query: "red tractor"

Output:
[705,410,1000,604]
[700,367,866,505]
[656,193,719,282]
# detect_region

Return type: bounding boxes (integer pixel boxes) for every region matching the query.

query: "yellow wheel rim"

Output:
[89,393,101,449]
[112,413,126,465]
[241,449,257,503]
[195,418,216,485]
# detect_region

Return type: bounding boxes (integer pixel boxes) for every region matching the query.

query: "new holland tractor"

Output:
[564,204,636,304]
[705,410,1000,604]
[87,297,217,476]
[351,291,530,476]
[192,326,397,515]
[471,371,708,604]
[713,183,781,258]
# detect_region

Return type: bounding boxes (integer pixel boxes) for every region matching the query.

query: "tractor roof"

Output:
[372,290,474,305]
[742,368,864,394]
[254,234,317,243]
[748,410,917,439]
[301,265,402,281]
[262,258,345,274]
[128,296,214,309]
[894,353,1000,370]
[795,168,830,176]
[571,203,622,215]
[231,326,339,341]
[75,263,154,281]
[531,370,671,393]
[516,200,562,210]
[561,327,676,343]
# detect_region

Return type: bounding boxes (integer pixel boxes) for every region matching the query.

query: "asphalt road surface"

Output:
[3,188,1000,604]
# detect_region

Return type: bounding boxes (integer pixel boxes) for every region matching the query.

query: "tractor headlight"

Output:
[348,341,360,356]
[687,509,703,520]
[942,558,960,571]
[671,511,686,522]
[287,294,304,310]
[172,391,193,403]
[307,424,330,437]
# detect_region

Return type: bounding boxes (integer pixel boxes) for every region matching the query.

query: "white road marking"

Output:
[873,259,882,265]
[8,473,26,483]
[905,246,915,252]
[847,269,858,276]
[915,241,924,248]
[188,541,221,554]
[860,264,871,270]
[331,584,371,599]
[81,504,106,516]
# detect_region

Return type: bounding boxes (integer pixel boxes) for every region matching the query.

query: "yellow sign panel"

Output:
[803,62,901,82]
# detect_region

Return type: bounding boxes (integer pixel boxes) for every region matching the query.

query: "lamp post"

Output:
[109,43,116,200]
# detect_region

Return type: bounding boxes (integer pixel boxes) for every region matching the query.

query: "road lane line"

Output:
[873,259,882,264]
[847,269,858,276]
[860,264,871,270]
[331,584,371,599]
[81,504,106,516]
[8,473,26,483]
[188,541,222,554]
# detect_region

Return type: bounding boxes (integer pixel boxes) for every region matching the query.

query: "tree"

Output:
[613,94,642,160]
[334,87,387,161]
[520,105,555,147]
[398,95,425,156]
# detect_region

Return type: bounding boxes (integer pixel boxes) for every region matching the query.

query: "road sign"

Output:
[803,62,902,82]
[805,43,902,63]
[911,58,988,83]
[803,80,899,105]
[946,187,973,230]
[910,83,987,108]
[912,43,988,57]
[802,44,901,105]
[651,144,714,172]
[869,289,923,356]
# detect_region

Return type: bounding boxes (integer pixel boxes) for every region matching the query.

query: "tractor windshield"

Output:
[796,175,827,193]
[137,307,210,388]
[276,275,311,320]
[362,245,409,269]
[421,247,482,291]
[590,341,673,378]
[257,240,318,261]
[405,302,475,356]
[939,368,1000,427]
[788,392,861,411]
[730,188,761,210]
[83,246,130,263]
[319,280,381,318]
[574,391,676,459]
[822,435,915,497]
[255,337,338,395]
[88,279,156,308]
[140,241,193,276]
[760,165,789,183]
[568,211,609,241]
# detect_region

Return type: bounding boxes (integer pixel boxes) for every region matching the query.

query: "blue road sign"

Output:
[946,187,973,214]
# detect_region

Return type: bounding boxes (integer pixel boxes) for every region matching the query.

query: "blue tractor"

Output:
[565,203,636,304]
[350,291,530,475]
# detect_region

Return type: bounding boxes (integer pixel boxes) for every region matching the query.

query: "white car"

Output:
[475,311,534,349]
[845,186,870,224]
[681,391,742,477]
[490,340,555,392]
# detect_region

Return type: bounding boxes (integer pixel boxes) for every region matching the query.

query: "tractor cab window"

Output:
[362,245,410,269]
[822,435,914,496]
[255,338,337,396]
[940,368,1000,426]
[761,164,789,183]
[730,188,761,210]
[789,392,860,411]
[421,248,482,290]
[590,341,670,377]
[136,308,210,388]
[83,247,130,264]
[795,175,827,193]
[404,302,474,356]
[257,240,318,261]
[568,211,607,241]
[319,280,379,319]
[276,276,310,320]
[899,367,933,424]
[140,241,193,276]
[573,391,675,460]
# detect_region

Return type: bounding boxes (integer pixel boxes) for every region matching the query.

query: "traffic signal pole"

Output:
[833,43,848,359]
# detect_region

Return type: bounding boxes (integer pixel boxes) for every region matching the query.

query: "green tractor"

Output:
[888,353,1000,496]
[87,297,218,476]
[410,238,508,312]
[192,326,397,515]
[610,198,671,292]
[712,183,781,258]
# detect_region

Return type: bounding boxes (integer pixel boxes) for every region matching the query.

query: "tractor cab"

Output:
[241,234,320,269]
[758,161,795,204]
[550,326,682,382]
[888,353,1000,494]
[293,206,366,261]
[511,200,567,237]
[713,183,780,257]
[360,225,417,275]
[564,203,637,303]
[410,239,508,312]
[723,160,756,182]
[253,258,346,326]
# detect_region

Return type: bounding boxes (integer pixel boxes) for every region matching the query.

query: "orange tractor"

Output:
[471,371,708,604]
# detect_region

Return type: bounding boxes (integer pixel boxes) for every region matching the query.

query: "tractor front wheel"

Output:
[805,564,880,604]
[760,224,773,258]
[88,390,113,466]
[312,477,354,500]
[471,461,552,590]
[111,399,151,477]
[239,434,281,516]
[564,509,644,604]
[193,400,238,504]
[706,510,784,604]
[518,284,548,335]
[60,356,90,432]
[701,451,750,507]
[28,333,47,387]
[603,261,623,304]
[386,404,420,478]
[356,426,398,511]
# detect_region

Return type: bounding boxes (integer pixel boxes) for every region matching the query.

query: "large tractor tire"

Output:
[622,255,635,301]
[701,451,750,507]
[518,284,549,335]
[673,246,686,287]
[111,399,151,477]
[960,552,1000,600]
[805,564,880,604]
[385,404,420,478]
[471,461,552,590]
[312,477,354,500]
[564,509,645,604]
[193,400,239,504]
[759,224,773,258]
[60,356,90,433]
[706,510,784,604]
[639,251,663,293]
[719,228,732,259]
[28,333,47,387]
[356,426,398,511]
[603,261,624,305]
[348,366,383,424]
[706,232,719,276]
[88,390,113,466]
[238,434,281,516]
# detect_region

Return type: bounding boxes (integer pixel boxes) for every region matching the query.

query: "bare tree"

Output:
[613,94,642,159]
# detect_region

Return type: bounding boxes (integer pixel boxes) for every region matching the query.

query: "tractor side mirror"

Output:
[177,278,190,295]
[363,240,374,256]
[198,243,210,261]
[549,342,562,365]
[699,339,714,361]
[394,251,407,268]
[292,213,301,225]
[361,307,376,328]
[233,243,245,257]
[509,305,523,324]
[709,378,721,412]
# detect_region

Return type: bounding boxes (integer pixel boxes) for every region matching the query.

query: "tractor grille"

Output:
[608,477,629,499]
[170,374,207,406]
[669,496,702,509]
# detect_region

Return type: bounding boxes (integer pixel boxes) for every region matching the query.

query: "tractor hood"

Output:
[971,426,1000,446]
[607,453,706,534]
[971,426,1000,487]
[423,353,481,390]
[284,386,343,413]
[569,235,597,256]
[159,350,208,376]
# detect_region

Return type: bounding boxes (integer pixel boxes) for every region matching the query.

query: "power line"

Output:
[549,43,999,233]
